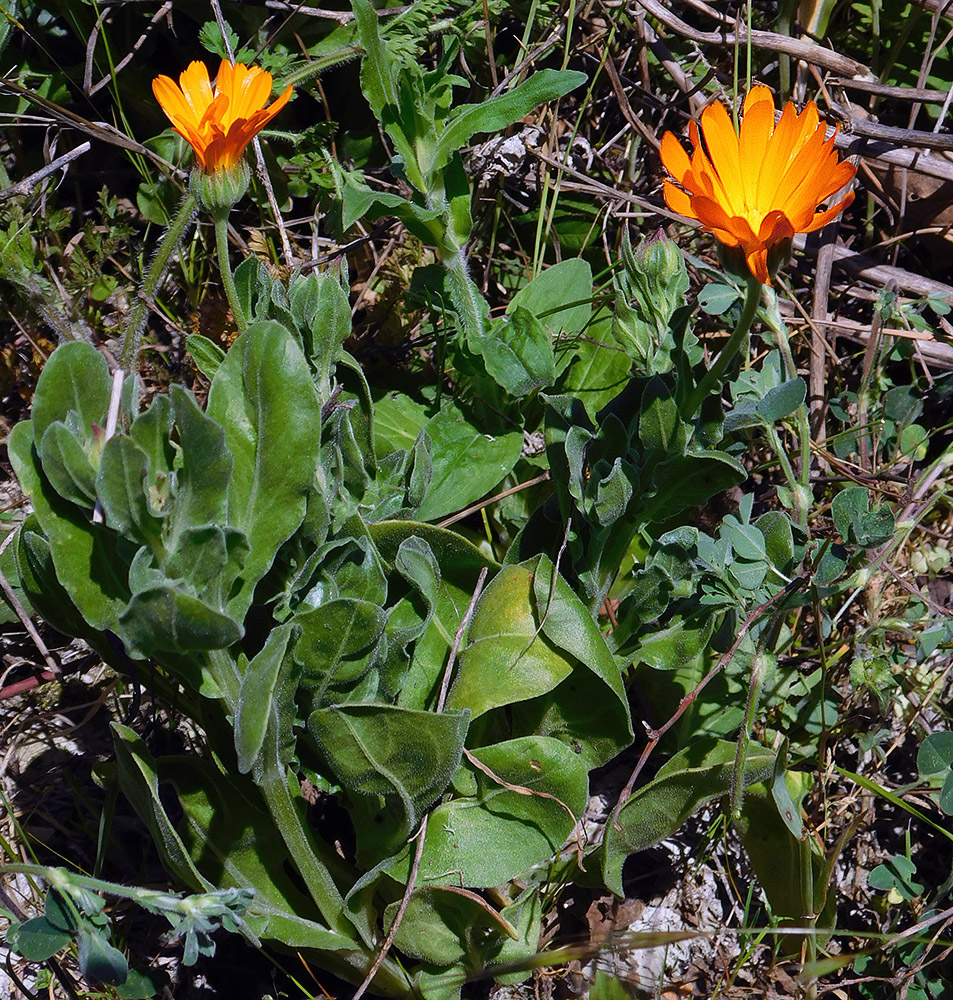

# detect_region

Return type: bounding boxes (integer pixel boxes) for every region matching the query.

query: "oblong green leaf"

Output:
[430,69,587,175]
[206,323,322,617]
[600,738,775,895]
[307,704,470,836]
[448,563,573,718]
[38,422,97,507]
[388,735,588,888]
[235,623,297,774]
[118,586,242,658]
[31,341,111,444]
[9,421,129,630]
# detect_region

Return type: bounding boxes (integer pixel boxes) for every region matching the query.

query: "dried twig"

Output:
[635,0,872,77]
[0,142,91,202]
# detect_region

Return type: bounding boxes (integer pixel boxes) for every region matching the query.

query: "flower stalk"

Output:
[683,270,762,418]
[213,211,246,332]
[120,190,199,375]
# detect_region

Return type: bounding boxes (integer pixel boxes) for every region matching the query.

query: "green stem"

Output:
[730,650,769,819]
[441,248,488,341]
[683,272,762,418]
[768,296,812,527]
[120,191,199,376]
[214,211,247,332]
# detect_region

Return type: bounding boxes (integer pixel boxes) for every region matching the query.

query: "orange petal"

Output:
[238,68,273,118]
[799,191,855,233]
[740,99,778,214]
[692,195,757,247]
[784,158,856,229]
[770,123,829,210]
[660,131,693,185]
[178,61,214,119]
[664,179,697,220]
[757,209,795,245]
[743,84,775,119]
[699,99,745,215]
[152,74,192,125]
[746,247,770,284]
[756,101,803,208]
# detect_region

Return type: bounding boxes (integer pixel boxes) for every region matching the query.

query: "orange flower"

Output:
[152,60,292,173]
[660,85,856,284]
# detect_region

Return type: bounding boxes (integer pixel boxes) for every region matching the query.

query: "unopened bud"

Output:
[190,161,251,213]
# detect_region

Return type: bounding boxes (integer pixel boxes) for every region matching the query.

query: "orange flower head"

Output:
[152,59,292,173]
[660,85,856,284]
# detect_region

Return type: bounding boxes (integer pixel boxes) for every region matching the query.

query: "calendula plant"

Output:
[8,7,940,999]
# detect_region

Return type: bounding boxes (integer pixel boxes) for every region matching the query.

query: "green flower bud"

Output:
[190,160,251,213]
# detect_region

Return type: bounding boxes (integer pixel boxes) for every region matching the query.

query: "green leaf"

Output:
[167,387,232,542]
[307,704,469,840]
[414,406,522,522]
[735,779,836,952]
[562,309,631,421]
[641,451,745,524]
[388,736,588,888]
[206,323,322,617]
[118,586,242,658]
[756,511,794,572]
[185,334,226,380]
[756,377,806,423]
[468,306,556,397]
[77,926,128,985]
[373,393,430,458]
[507,258,592,338]
[115,966,170,999]
[7,915,71,961]
[918,732,953,776]
[525,555,632,766]
[869,855,923,899]
[639,375,687,455]
[31,341,111,444]
[429,69,587,175]
[697,282,739,316]
[601,738,775,895]
[350,0,397,117]
[96,436,166,551]
[295,598,388,709]
[287,270,351,403]
[371,520,498,710]
[386,885,517,966]
[233,256,274,325]
[448,562,574,717]
[38,422,97,507]
[9,422,128,630]
[235,623,297,774]
[130,395,175,515]
[831,486,894,548]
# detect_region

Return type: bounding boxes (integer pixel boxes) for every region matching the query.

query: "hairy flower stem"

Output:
[214,212,247,332]
[442,248,488,341]
[120,191,199,376]
[683,272,762,419]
